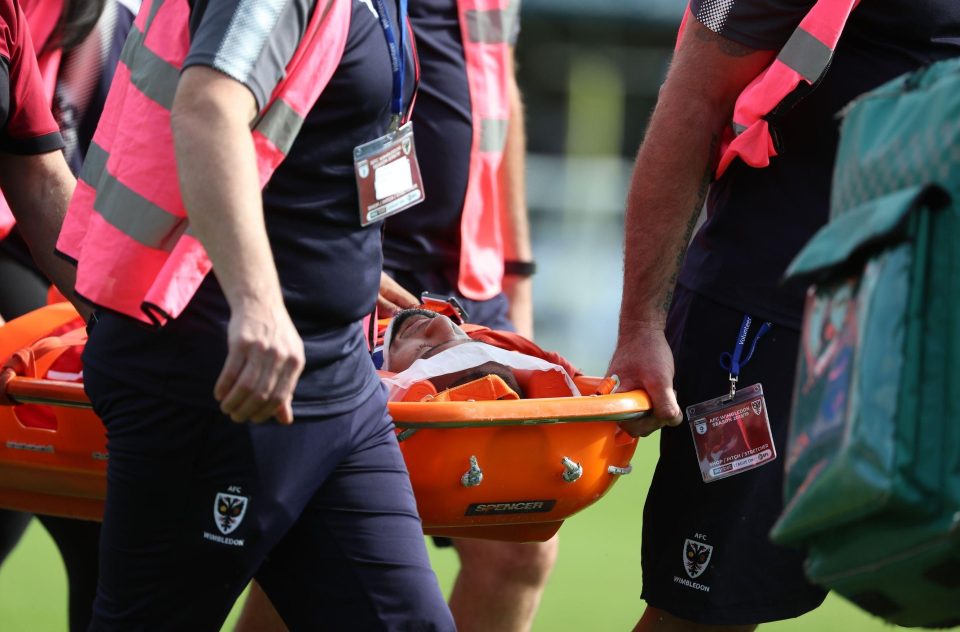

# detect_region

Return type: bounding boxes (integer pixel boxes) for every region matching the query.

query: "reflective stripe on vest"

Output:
[678,0,858,179]
[456,0,517,300]
[57,0,350,325]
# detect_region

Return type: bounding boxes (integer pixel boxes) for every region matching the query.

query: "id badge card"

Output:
[354,121,425,226]
[687,383,777,483]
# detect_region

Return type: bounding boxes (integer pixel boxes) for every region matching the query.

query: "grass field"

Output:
[0,436,934,631]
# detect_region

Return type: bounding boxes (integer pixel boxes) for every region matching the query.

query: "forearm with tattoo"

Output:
[660,133,718,315]
[616,15,772,333]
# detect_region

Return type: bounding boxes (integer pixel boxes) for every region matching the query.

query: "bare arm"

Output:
[0,151,91,320]
[608,18,774,436]
[171,66,304,424]
[499,49,534,339]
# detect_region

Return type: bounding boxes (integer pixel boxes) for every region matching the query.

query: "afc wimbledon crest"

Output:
[683,538,713,579]
[694,418,708,436]
[214,492,248,535]
[358,160,370,179]
[752,399,763,416]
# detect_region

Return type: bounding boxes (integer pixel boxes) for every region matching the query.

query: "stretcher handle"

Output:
[392,409,650,429]
[4,377,92,409]
[2,378,654,426]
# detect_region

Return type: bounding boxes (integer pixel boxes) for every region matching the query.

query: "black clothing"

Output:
[84,0,416,416]
[680,0,960,329]
[85,370,451,630]
[645,0,960,623]
[642,287,827,623]
[383,0,473,271]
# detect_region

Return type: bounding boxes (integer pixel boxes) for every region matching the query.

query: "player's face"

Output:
[387,308,472,372]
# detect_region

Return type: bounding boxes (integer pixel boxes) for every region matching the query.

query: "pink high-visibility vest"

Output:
[0,0,64,239]
[455,0,515,300]
[680,0,859,179]
[56,0,351,325]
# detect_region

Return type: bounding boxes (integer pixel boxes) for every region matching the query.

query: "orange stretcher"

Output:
[0,303,649,542]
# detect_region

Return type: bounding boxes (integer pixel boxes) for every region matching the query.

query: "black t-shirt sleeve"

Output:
[689,0,817,51]
[183,0,316,110]
[0,55,9,131]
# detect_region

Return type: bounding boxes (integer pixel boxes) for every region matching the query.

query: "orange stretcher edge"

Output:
[0,304,650,542]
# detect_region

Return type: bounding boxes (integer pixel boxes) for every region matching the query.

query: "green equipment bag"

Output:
[771,57,960,628]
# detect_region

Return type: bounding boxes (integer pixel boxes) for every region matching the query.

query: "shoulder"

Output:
[689,0,817,51]
[184,0,321,109]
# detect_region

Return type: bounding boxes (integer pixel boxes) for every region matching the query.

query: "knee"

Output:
[455,536,559,587]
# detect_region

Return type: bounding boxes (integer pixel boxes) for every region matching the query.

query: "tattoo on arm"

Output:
[693,26,757,58]
[659,133,720,315]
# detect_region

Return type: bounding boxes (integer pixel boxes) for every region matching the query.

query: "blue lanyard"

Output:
[720,315,772,398]
[372,0,407,129]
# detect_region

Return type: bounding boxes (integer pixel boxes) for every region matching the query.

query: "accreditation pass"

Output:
[686,383,777,483]
[354,121,425,226]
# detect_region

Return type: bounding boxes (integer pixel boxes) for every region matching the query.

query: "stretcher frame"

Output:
[0,303,650,542]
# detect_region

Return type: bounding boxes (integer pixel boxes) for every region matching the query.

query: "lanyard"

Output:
[719,315,772,399]
[372,0,408,130]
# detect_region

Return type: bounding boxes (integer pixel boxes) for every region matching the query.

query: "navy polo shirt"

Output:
[84,0,416,416]
[382,0,472,275]
[678,0,960,329]
[382,0,520,281]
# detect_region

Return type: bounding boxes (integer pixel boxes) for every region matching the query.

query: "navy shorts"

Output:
[640,286,827,625]
[84,369,454,631]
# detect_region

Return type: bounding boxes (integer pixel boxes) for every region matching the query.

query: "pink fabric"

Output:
[716,0,857,176]
[0,206,13,239]
[455,0,511,300]
[58,0,352,324]
[715,119,778,178]
[676,0,858,178]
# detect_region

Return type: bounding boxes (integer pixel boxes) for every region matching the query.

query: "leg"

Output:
[448,536,558,632]
[36,515,101,632]
[235,531,558,632]
[0,231,93,627]
[233,582,285,632]
[0,509,31,569]
[0,237,45,582]
[255,393,453,631]
[638,288,827,627]
[444,293,557,631]
[634,607,756,632]
[84,369,304,631]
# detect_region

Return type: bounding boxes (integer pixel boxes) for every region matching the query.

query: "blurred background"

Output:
[521,0,681,374]
[0,0,922,629]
